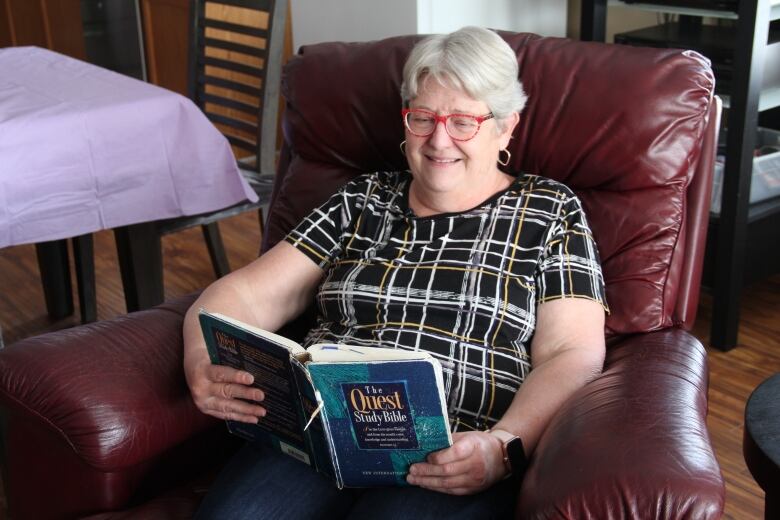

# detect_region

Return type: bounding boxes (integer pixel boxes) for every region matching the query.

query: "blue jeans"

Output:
[195,443,519,520]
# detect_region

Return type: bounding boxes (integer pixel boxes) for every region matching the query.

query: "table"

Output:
[0,46,258,315]
[744,372,780,520]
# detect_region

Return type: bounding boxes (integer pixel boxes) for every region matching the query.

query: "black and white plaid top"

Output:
[285,171,607,431]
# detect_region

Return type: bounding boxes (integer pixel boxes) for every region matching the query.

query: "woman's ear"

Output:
[500,112,520,148]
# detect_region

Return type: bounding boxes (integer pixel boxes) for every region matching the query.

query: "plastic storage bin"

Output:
[711,127,780,214]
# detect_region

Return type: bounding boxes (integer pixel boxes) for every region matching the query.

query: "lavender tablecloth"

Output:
[0,46,258,248]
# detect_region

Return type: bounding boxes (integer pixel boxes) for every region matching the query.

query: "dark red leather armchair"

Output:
[0,33,725,519]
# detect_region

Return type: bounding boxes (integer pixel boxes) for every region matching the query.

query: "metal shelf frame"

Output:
[607,0,780,20]
[580,0,778,350]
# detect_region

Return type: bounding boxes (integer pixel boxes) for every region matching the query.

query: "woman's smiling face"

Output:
[404,77,515,205]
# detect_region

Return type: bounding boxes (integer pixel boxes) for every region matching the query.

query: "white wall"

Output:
[291,0,418,50]
[418,0,567,37]
[291,0,568,52]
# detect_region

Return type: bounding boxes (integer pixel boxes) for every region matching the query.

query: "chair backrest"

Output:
[264,33,717,339]
[187,0,287,175]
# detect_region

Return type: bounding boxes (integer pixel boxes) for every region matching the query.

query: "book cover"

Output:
[199,312,319,468]
[308,354,452,488]
[199,310,452,488]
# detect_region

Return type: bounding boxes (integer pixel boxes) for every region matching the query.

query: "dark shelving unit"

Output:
[580,0,780,350]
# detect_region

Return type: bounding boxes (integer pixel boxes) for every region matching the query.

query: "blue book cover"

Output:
[308,348,452,488]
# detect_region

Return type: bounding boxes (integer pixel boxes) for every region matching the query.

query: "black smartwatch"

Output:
[488,429,528,477]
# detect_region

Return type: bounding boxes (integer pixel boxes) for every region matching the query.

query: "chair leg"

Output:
[257,206,267,257]
[202,222,231,278]
[72,234,97,324]
[35,240,74,320]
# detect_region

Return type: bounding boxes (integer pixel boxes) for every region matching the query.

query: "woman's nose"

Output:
[427,119,453,147]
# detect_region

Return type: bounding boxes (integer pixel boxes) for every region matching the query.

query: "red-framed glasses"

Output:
[401,108,494,141]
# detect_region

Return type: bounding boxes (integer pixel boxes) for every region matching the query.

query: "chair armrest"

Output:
[517,329,725,520]
[0,294,214,470]
[0,294,230,517]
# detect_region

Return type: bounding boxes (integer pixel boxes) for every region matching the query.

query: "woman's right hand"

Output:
[182,241,324,424]
[186,356,266,423]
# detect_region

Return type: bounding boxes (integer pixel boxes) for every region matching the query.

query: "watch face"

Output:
[506,437,528,474]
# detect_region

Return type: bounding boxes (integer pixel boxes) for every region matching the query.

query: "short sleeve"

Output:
[284,176,371,269]
[536,194,609,311]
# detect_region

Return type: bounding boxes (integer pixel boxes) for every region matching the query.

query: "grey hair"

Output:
[400,26,527,129]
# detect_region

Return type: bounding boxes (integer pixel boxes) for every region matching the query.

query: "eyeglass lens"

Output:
[405,111,481,140]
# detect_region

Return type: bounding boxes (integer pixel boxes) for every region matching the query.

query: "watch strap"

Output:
[487,428,516,444]
[487,428,519,474]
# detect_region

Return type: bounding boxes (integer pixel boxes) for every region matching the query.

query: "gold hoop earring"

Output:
[498,148,511,167]
[399,140,407,155]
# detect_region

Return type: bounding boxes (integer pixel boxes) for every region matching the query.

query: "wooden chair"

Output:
[156,0,288,277]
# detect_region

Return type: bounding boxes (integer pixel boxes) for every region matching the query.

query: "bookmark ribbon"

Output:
[304,401,324,431]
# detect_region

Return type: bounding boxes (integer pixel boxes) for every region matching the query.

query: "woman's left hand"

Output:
[406,431,508,495]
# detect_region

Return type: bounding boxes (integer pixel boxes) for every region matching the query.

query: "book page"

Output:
[307,344,431,363]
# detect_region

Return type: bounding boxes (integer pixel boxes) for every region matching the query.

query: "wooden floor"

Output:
[0,210,778,519]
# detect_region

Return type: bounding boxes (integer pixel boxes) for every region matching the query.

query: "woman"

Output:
[185,26,607,519]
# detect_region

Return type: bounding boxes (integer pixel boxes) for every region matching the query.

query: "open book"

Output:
[199,309,453,488]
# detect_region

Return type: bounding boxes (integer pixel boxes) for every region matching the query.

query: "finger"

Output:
[206,364,254,385]
[407,472,475,492]
[210,409,264,424]
[213,381,265,402]
[426,437,475,465]
[409,458,472,478]
[206,396,266,420]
